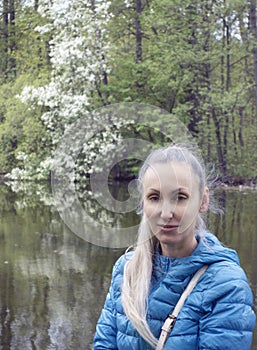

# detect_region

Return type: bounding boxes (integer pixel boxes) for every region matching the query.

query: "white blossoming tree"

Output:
[11,0,116,180]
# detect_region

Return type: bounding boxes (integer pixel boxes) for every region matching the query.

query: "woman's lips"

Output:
[158,225,179,232]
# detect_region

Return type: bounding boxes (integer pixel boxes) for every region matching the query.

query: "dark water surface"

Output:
[0,182,256,349]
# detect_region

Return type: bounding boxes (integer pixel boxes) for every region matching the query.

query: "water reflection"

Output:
[0,183,256,349]
[0,182,123,349]
[51,179,140,248]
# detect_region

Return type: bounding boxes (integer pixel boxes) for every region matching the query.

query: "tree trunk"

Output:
[2,0,9,79]
[1,0,16,80]
[223,17,230,173]
[134,0,144,91]
[135,0,143,64]
[249,0,257,113]
[9,0,16,77]
[212,109,227,176]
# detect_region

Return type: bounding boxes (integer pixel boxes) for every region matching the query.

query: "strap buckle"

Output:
[161,314,177,334]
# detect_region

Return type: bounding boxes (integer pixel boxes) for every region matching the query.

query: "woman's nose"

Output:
[160,201,174,219]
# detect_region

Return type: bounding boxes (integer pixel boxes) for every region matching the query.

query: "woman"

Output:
[93,145,256,349]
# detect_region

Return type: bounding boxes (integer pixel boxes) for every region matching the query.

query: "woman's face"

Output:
[142,161,209,257]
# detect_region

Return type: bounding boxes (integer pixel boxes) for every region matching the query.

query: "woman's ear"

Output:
[200,187,209,213]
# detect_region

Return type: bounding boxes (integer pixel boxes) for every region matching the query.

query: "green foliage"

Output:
[0,1,51,177]
[0,74,50,176]
[0,87,23,172]
[0,0,257,182]
[14,4,51,76]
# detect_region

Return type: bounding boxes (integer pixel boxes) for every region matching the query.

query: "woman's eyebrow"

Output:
[177,187,189,192]
[146,187,190,194]
[148,188,159,192]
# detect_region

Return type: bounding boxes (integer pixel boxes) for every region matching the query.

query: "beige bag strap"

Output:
[156,265,208,350]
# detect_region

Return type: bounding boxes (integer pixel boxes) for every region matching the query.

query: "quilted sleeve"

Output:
[93,256,125,350]
[199,263,256,350]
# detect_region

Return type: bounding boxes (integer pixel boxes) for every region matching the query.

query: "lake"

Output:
[0,181,256,349]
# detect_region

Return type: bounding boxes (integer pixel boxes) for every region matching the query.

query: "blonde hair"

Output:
[122,145,212,347]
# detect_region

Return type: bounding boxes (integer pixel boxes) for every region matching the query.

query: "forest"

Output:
[1,0,257,184]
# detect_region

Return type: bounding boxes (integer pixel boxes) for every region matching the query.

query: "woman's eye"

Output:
[148,195,159,201]
[177,193,188,200]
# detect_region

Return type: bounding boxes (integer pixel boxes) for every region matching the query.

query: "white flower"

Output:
[15,0,128,180]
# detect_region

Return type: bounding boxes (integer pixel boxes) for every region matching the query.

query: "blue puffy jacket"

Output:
[93,232,256,349]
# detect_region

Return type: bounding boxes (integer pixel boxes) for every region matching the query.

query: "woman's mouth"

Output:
[158,225,179,232]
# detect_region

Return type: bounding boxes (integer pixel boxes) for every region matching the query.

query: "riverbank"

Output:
[214,176,257,191]
[1,173,257,191]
